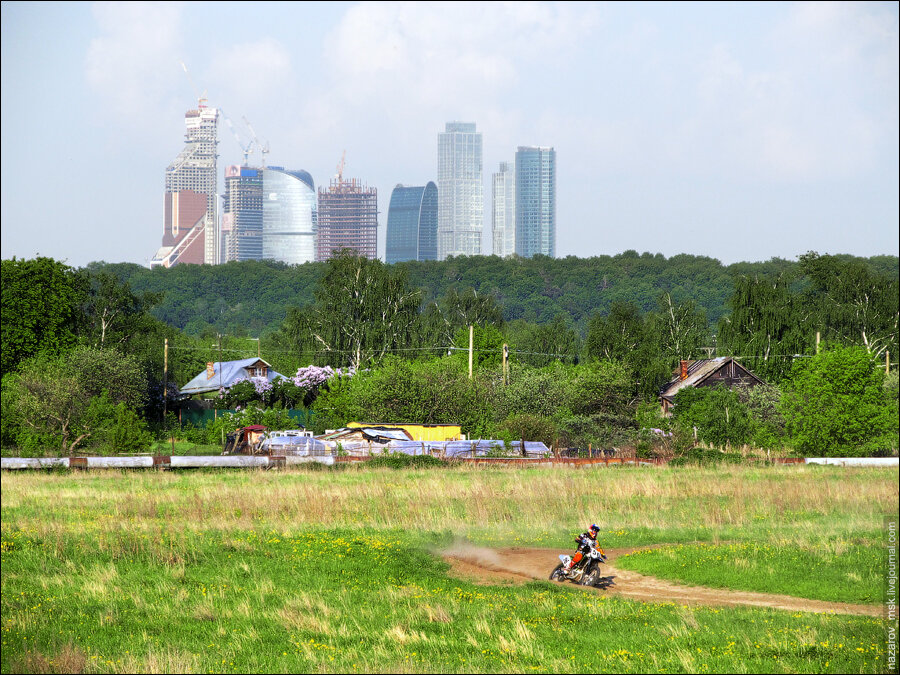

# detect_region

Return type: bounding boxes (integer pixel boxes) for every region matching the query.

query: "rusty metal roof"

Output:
[659,357,761,401]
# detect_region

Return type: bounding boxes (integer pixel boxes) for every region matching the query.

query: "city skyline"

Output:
[2,2,898,268]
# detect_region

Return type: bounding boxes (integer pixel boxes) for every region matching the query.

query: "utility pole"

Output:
[468,325,474,379]
[163,338,168,420]
[502,343,509,385]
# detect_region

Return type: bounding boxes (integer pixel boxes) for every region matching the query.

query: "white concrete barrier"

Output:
[169,455,270,468]
[1,457,70,470]
[284,455,335,466]
[805,457,899,467]
[86,456,155,468]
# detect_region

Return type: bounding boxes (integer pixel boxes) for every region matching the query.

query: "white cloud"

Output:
[207,37,293,105]
[85,1,185,124]
[683,2,899,182]
[317,2,599,118]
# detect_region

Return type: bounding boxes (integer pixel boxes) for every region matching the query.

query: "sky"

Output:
[1,1,898,269]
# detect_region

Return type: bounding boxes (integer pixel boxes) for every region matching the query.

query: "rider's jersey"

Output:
[575,532,597,552]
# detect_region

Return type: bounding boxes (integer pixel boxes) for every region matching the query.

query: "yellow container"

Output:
[347,422,462,442]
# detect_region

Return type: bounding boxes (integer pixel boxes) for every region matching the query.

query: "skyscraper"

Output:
[316,176,378,262]
[262,167,317,265]
[223,165,317,265]
[437,122,483,259]
[385,183,438,264]
[223,166,263,262]
[491,161,515,257]
[151,99,219,267]
[515,146,556,259]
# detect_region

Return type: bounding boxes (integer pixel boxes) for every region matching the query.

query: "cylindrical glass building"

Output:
[262,167,317,265]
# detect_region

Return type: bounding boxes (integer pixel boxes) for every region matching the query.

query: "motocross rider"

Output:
[564,524,601,572]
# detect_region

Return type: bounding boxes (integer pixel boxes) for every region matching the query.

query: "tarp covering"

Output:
[378,440,551,457]
[258,436,331,457]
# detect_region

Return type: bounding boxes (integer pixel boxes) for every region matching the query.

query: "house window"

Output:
[248,366,267,378]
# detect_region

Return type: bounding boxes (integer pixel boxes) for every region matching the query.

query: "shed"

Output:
[659,357,765,416]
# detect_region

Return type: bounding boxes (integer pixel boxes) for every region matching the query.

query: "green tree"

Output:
[79,270,163,350]
[799,252,899,359]
[1,257,86,376]
[506,315,581,367]
[780,345,898,456]
[672,387,752,449]
[7,347,148,455]
[654,292,708,363]
[717,273,811,381]
[279,252,421,369]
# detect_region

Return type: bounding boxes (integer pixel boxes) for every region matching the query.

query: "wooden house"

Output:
[659,357,765,415]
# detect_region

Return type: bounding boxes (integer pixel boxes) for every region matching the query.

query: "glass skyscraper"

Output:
[386,182,438,264]
[515,146,556,258]
[492,161,515,257]
[223,165,317,264]
[262,167,317,265]
[437,122,483,259]
[223,166,263,262]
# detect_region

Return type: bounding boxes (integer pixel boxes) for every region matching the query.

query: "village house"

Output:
[659,357,765,416]
[179,358,286,399]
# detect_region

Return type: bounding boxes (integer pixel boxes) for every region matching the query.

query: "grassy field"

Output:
[2,463,896,673]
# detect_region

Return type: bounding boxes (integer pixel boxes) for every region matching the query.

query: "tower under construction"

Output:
[151,98,219,267]
[316,173,378,262]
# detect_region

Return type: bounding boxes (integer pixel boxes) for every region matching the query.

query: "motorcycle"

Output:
[549,544,616,589]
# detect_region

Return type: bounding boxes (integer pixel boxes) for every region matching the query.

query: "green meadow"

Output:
[2,463,896,673]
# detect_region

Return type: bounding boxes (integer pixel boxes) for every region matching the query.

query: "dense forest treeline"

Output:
[3,251,897,458]
[87,252,899,338]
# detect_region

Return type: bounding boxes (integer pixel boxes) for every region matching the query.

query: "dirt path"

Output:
[442,545,881,617]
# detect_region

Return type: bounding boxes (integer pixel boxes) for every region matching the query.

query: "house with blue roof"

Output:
[180,358,287,398]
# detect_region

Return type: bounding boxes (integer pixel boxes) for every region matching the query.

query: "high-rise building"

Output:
[316,177,378,262]
[151,99,219,268]
[223,166,263,262]
[437,122,483,259]
[491,161,515,257]
[515,146,556,259]
[262,167,317,265]
[223,165,318,265]
[385,183,438,264]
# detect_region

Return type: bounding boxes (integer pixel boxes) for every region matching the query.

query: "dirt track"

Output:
[442,545,881,617]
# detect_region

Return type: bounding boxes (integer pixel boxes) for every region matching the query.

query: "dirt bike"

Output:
[549,544,616,589]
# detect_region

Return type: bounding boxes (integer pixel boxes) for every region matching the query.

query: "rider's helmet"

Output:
[588,524,600,539]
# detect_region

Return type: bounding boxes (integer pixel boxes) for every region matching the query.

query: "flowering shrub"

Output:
[216,365,354,410]
[217,376,274,409]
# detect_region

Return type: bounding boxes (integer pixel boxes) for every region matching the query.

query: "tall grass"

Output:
[2,464,894,549]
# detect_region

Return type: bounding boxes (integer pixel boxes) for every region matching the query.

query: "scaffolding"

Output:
[316,177,378,262]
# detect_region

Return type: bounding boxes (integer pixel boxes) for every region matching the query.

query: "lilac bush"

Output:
[216,366,354,410]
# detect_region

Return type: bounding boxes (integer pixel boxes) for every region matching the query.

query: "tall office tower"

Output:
[262,167,317,265]
[437,122,483,259]
[515,146,556,258]
[491,161,515,257]
[385,183,438,264]
[316,176,378,262]
[222,166,263,262]
[151,99,219,268]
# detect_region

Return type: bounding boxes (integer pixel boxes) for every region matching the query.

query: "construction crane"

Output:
[242,116,269,167]
[221,111,254,166]
[179,60,207,108]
